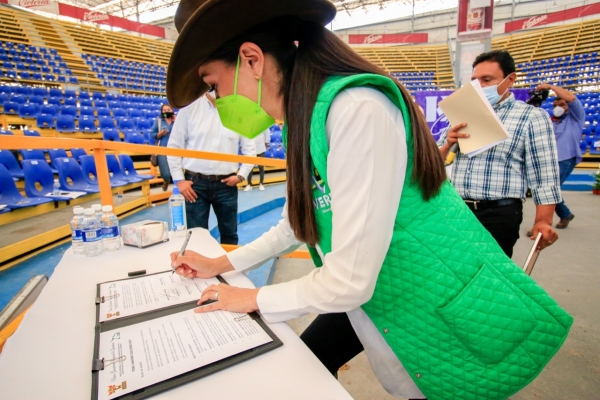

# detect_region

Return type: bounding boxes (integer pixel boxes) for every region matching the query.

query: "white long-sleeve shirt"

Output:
[227,87,424,398]
[167,95,256,181]
[254,129,271,154]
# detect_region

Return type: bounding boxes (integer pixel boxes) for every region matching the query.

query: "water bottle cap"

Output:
[91,204,102,211]
[54,179,59,183]
[172,187,180,195]
[84,208,95,215]
[102,205,113,212]
[73,207,84,214]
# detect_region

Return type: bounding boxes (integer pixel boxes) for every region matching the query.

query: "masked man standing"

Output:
[532,83,585,231]
[438,50,561,258]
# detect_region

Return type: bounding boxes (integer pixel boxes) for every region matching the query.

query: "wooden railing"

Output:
[1,136,312,258]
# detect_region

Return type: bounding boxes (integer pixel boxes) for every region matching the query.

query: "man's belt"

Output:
[185,171,235,182]
[463,198,522,211]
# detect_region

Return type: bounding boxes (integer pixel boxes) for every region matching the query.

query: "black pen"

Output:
[173,230,193,275]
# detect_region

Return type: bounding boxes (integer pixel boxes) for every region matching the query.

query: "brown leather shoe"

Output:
[556,214,574,229]
[162,181,169,191]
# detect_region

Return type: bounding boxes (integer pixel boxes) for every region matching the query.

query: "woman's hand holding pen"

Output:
[170,250,234,279]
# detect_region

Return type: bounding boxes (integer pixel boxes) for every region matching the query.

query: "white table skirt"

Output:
[0,228,352,400]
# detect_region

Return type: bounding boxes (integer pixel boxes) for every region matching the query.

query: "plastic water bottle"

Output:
[82,208,103,257]
[70,207,85,255]
[169,185,187,238]
[52,179,60,195]
[91,204,102,218]
[101,205,121,251]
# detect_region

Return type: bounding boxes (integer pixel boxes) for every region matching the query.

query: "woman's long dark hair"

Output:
[206,18,445,247]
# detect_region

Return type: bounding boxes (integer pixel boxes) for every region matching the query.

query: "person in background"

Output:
[165,1,572,399]
[150,104,175,191]
[438,50,561,258]
[167,93,256,244]
[526,84,584,234]
[244,128,271,191]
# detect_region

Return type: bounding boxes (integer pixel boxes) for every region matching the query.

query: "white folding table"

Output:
[0,228,353,400]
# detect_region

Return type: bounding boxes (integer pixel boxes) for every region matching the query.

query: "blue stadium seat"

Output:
[70,148,87,162]
[47,96,61,106]
[78,117,97,132]
[128,109,143,118]
[56,114,77,133]
[272,146,285,159]
[36,113,55,129]
[54,157,100,193]
[64,90,76,99]
[117,117,135,131]
[28,95,44,106]
[79,106,95,118]
[18,103,38,118]
[80,99,93,108]
[63,97,77,106]
[3,101,20,115]
[106,154,143,183]
[23,129,41,137]
[112,108,127,118]
[60,105,78,117]
[0,164,53,209]
[79,91,90,100]
[49,88,63,98]
[80,155,128,187]
[118,154,154,180]
[47,149,69,170]
[92,92,104,101]
[99,116,116,130]
[19,149,56,172]
[0,149,24,180]
[10,94,26,104]
[21,160,72,201]
[124,131,145,144]
[102,128,121,142]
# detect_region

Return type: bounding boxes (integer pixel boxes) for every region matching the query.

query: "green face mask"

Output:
[214,56,275,139]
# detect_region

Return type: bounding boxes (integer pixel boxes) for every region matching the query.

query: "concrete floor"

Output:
[273,190,600,400]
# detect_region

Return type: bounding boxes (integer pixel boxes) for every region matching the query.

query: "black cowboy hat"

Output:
[166,0,336,108]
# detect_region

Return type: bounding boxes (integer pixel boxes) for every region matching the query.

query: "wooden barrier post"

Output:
[92,148,113,207]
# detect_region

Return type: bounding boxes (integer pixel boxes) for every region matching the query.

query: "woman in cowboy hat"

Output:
[169,1,572,399]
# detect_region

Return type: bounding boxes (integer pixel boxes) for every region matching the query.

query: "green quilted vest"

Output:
[284,74,573,399]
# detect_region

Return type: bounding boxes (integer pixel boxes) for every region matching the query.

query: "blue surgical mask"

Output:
[481,76,509,106]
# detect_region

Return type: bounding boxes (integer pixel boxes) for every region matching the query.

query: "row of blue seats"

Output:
[102,81,164,92]
[1,40,59,54]
[0,94,165,113]
[82,54,165,70]
[0,59,72,75]
[0,69,77,84]
[0,85,166,103]
[0,127,149,144]
[0,153,152,212]
[1,99,161,119]
[391,71,435,77]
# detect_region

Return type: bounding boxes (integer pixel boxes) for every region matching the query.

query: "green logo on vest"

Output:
[312,171,331,214]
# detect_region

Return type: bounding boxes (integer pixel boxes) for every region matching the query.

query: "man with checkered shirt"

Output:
[438,50,561,258]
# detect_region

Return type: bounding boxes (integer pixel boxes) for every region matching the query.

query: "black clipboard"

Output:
[91,273,283,400]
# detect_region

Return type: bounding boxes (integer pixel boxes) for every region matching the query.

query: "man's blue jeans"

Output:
[555,157,576,220]
[184,173,239,244]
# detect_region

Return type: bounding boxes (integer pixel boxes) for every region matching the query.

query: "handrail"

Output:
[1,136,286,206]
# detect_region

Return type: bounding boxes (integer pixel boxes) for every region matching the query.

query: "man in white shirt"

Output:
[244,128,271,191]
[167,93,256,244]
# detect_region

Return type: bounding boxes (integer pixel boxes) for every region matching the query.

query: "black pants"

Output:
[469,201,523,258]
[301,313,426,399]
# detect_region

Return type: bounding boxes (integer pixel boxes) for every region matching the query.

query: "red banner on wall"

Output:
[58,3,165,38]
[348,33,428,45]
[505,3,600,33]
